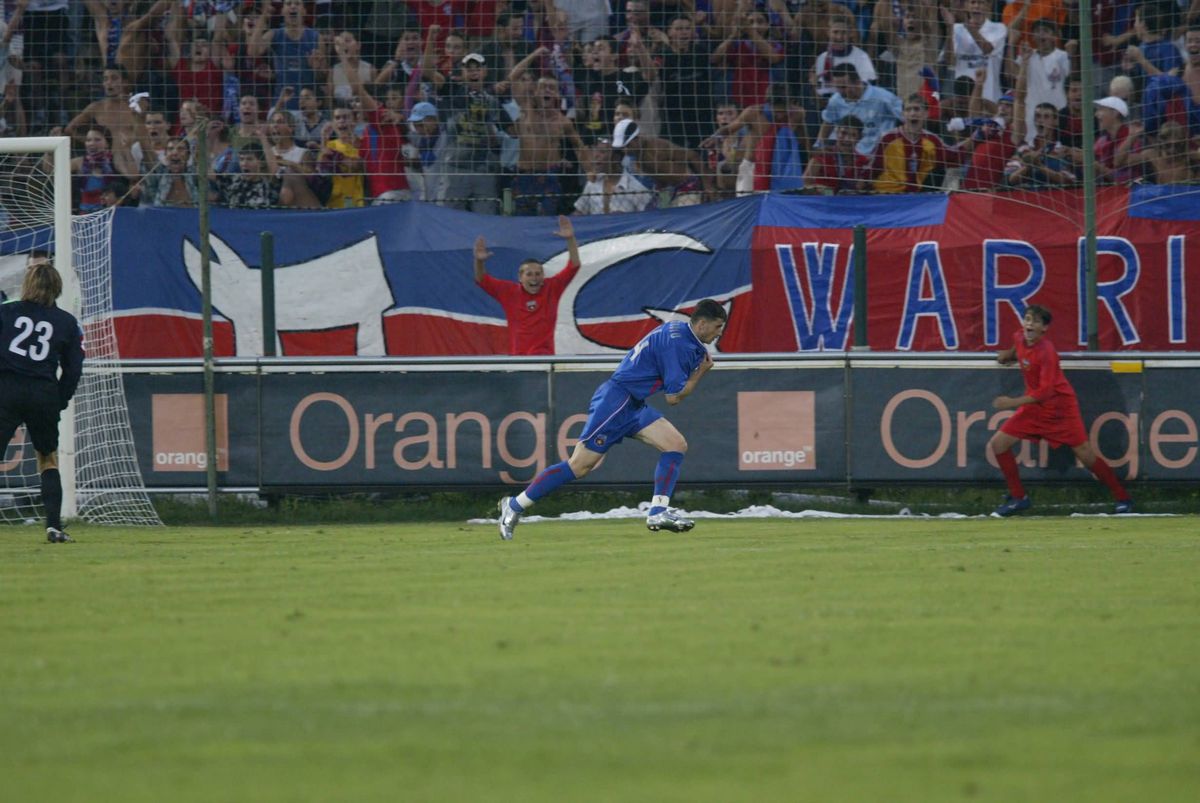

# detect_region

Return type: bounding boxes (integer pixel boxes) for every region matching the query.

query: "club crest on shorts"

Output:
[594,435,606,446]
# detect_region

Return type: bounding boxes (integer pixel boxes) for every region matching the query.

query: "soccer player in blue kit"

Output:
[497,299,728,540]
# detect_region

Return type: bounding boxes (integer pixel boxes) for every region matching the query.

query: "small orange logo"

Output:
[737,391,816,471]
[151,394,229,472]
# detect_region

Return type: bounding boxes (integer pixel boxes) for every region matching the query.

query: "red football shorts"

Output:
[1001,400,1088,448]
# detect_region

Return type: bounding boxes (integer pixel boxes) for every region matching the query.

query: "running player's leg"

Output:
[513,440,605,512]
[509,383,630,514]
[498,383,633,538]
[1071,440,1133,507]
[632,417,687,517]
[988,429,1027,501]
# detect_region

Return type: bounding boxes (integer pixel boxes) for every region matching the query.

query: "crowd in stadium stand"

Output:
[1,0,1198,213]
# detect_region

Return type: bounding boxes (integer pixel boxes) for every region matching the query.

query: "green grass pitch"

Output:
[2,517,1197,803]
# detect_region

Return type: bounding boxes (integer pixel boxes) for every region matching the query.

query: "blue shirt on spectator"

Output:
[821,85,904,156]
[1135,39,1184,77]
[271,27,321,106]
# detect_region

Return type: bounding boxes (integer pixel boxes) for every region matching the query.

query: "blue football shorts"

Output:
[576,380,663,454]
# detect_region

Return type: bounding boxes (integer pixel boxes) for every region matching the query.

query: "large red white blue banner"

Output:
[102,186,1200,357]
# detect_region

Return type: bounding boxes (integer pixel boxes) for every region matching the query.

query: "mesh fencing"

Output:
[2,1,1194,220]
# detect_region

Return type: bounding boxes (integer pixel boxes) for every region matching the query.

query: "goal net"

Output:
[0,138,160,527]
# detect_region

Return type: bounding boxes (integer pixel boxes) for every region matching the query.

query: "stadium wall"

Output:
[111,354,1200,492]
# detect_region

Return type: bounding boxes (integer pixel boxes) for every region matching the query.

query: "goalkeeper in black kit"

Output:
[0,261,85,543]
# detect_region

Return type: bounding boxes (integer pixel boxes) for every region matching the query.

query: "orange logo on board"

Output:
[151,394,229,472]
[737,391,816,471]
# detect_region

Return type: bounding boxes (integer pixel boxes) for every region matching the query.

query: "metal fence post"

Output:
[261,231,276,357]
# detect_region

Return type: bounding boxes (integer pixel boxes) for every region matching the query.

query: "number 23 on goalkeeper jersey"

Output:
[0,299,86,409]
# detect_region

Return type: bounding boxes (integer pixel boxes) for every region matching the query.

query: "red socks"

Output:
[995,449,1026,498]
[1090,457,1130,501]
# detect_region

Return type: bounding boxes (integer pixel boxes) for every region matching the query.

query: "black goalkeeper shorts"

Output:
[0,373,62,456]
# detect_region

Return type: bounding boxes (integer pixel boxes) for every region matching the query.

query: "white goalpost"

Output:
[0,137,160,527]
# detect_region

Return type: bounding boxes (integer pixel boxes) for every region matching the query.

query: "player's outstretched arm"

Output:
[555,215,580,267]
[996,346,1016,365]
[473,235,492,283]
[664,353,714,405]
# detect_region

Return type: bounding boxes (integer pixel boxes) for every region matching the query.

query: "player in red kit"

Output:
[988,305,1134,516]
[474,216,581,355]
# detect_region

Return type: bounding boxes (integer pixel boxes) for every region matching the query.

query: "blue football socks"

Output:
[519,461,578,509]
[649,451,685,515]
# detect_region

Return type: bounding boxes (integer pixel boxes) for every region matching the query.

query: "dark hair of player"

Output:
[691,299,728,323]
[22,262,63,307]
[1026,304,1052,325]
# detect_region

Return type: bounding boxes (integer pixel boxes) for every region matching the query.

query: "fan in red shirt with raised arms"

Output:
[988,305,1134,517]
[474,215,582,355]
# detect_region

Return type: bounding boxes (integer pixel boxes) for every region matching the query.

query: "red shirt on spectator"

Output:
[407,0,461,36]
[363,107,409,198]
[729,40,777,109]
[961,129,1014,191]
[752,118,782,192]
[173,61,225,120]
[459,2,499,38]
[806,150,875,193]
[477,261,581,355]
[1095,124,1142,183]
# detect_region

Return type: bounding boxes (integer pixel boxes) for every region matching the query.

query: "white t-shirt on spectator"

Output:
[555,0,612,42]
[331,60,374,102]
[274,143,308,171]
[950,20,1008,102]
[1020,47,1071,144]
[574,171,654,215]
[813,46,878,97]
[131,141,167,169]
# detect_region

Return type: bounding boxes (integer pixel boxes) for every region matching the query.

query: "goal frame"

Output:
[5,137,80,517]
